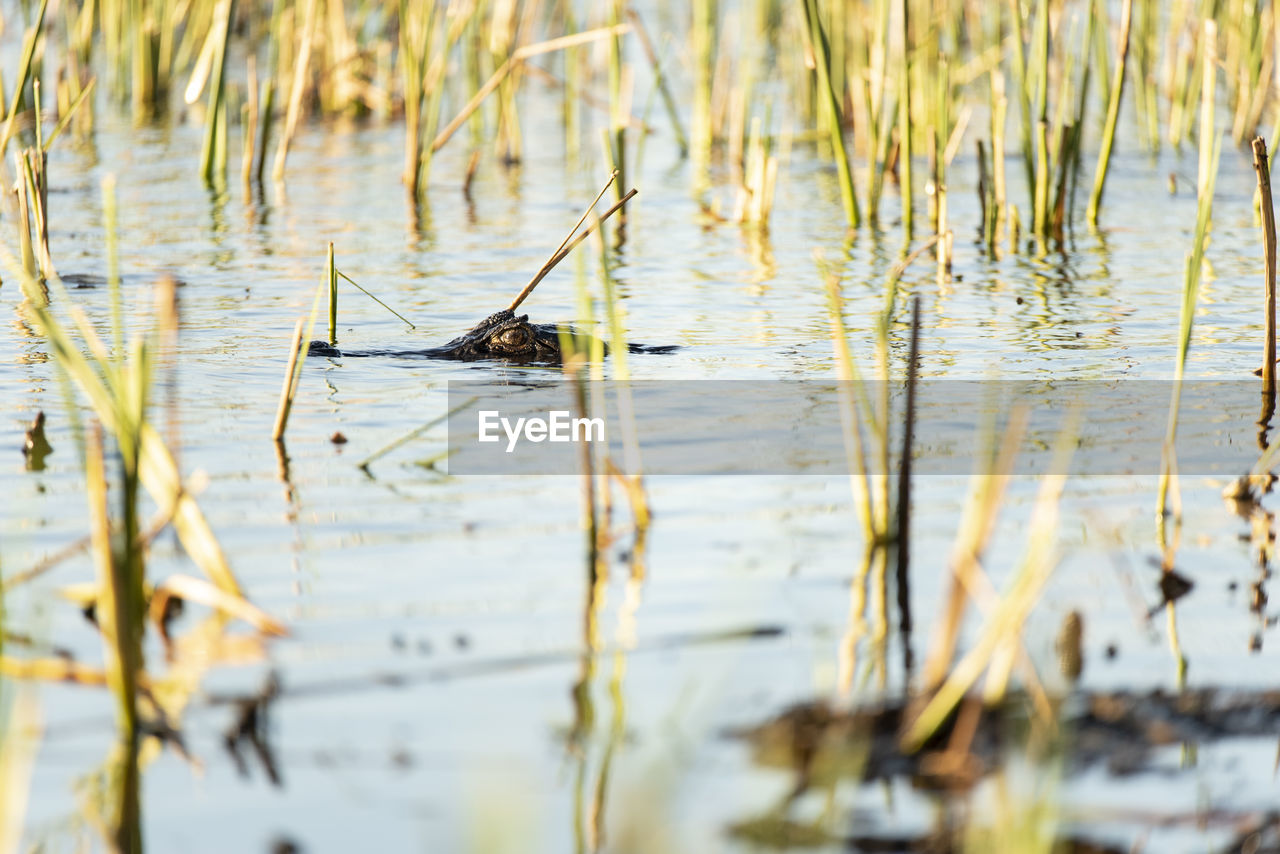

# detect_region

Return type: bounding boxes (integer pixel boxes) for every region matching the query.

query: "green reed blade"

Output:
[1088,0,1133,225]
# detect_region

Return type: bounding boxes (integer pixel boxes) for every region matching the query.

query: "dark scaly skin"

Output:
[308,308,674,363]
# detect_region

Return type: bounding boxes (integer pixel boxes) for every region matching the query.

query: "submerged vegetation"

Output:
[6,0,1280,850]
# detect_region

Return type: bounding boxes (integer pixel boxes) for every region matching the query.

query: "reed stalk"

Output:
[326,241,336,345]
[898,0,913,239]
[821,258,875,541]
[255,74,275,185]
[86,422,143,753]
[626,9,688,158]
[241,56,258,191]
[430,25,630,157]
[101,175,122,358]
[272,0,317,183]
[0,690,38,854]
[895,296,921,667]
[802,0,860,230]
[1006,0,1035,216]
[1157,133,1220,518]
[1255,136,1277,398]
[43,78,95,152]
[12,153,35,281]
[508,176,633,313]
[1198,20,1217,199]
[272,275,326,442]
[563,258,603,579]
[18,144,53,281]
[977,139,992,251]
[10,251,243,595]
[1029,0,1050,237]
[863,0,892,222]
[198,0,235,186]
[691,0,715,188]
[0,0,49,156]
[272,319,305,442]
[607,0,627,210]
[1087,0,1133,225]
[593,226,649,536]
[935,56,951,275]
[904,414,1076,752]
[335,269,415,328]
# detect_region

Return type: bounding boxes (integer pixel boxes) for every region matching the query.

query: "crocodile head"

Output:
[433,309,564,362]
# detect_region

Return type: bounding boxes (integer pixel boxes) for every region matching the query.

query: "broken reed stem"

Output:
[508,187,637,312]
[13,152,34,279]
[1088,0,1133,225]
[1256,136,1277,396]
[272,319,306,442]
[553,170,618,273]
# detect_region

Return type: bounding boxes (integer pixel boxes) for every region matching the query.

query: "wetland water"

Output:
[5,9,1280,854]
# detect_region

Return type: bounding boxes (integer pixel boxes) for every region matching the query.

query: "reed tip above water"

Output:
[507,174,635,313]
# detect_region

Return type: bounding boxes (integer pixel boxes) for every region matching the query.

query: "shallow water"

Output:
[3,26,1280,854]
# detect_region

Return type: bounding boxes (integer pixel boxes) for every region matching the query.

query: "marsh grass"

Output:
[8,0,1268,253]
[0,0,49,155]
[1,156,295,842]
[8,266,243,604]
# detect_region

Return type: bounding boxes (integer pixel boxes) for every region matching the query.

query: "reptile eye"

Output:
[497,327,530,348]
